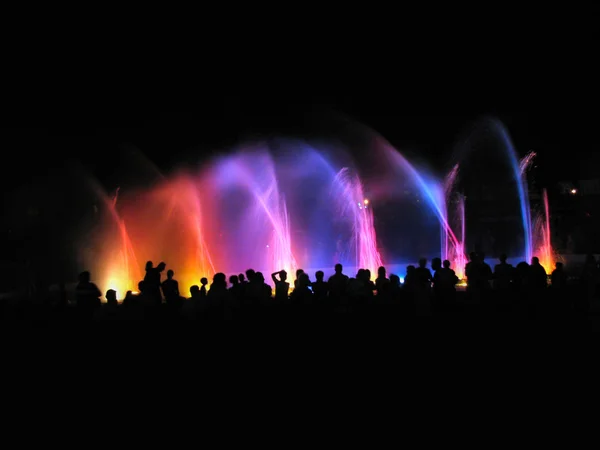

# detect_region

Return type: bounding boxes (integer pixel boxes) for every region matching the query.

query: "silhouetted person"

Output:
[247,271,272,305]
[122,289,139,314]
[312,270,328,301]
[515,261,530,291]
[465,252,479,292]
[493,254,514,291]
[200,277,208,297]
[403,265,416,290]
[245,269,255,283]
[144,261,166,305]
[529,257,548,290]
[479,253,493,289]
[551,262,567,290]
[294,269,305,290]
[162,269,180,307]
[328,263,349,304]
[551,262,569,313]
[239,273,247,285]
[403,266,418,315]
[347,269,367,302]
[375,266,390,296]
[188,285,205,318]
[364,269,376,296]
[75,271,101,319]
[434,260,459,309]
[388,274,402,300]
[99,289,119,320]
[189,285,201,301]
[430,258,443,311]
[208,272,229,319]
[106,289,118,307]
[271,270,290,302]
[415,258,433,291]
[229,274,244,301]
[291,272,313,305]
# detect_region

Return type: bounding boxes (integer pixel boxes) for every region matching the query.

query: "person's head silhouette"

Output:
[334,263,343,274]
[377,266,386,278]
[532,256,540,266]
[279,270,288,282]
[157,262,166,272]
[200,277,208,286]
[499,253,507,263]
[469,252,477,262]
[246,269,255,282]
[106,289,117,305]
[145,261,153,271]
[431,258,442,271]
[315,270,324,282]
[443,260,451,269]
[78,271,91,283]
[230,275,239,285]
[418,258,427,268]
[213,273,226,287]
[190,285,200,296]
[390,274,400,286]
[167,270,174,279]
[239,273,246,283]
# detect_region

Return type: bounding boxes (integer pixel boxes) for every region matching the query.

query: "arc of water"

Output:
[493,120,534,263]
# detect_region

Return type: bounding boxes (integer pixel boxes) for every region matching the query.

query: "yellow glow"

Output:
[571,189,577,194]
[363,199,369,205]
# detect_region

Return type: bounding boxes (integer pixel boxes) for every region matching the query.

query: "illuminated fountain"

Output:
[443,164,467,279]
[492,120,534,264]
[80,118,555,297]
[207,149,298,279]
[85,142,385,296]
[331,168,382,275]
[534,189,556,273]
[373,136,466,278]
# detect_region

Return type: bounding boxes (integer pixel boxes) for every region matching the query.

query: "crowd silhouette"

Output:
[2,252,600,326]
